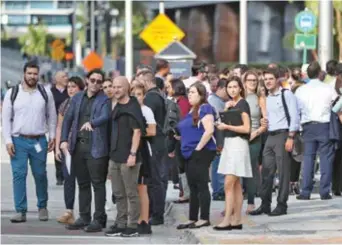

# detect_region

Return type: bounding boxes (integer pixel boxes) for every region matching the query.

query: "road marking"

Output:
[1,234,145,240]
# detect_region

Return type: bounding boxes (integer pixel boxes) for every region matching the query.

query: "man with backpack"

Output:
[2,61,57,223]
[138,70,180,225]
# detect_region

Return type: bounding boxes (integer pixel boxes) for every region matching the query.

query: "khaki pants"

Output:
[109,160,141,228]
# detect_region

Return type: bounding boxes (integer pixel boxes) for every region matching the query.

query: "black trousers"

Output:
[73,142,108,222]
[290,158,301,182]
[332,141,342,193]
[185,148,215,221]
[54,150,64,181]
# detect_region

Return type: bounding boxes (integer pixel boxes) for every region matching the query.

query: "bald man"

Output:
[105,76,146,237]
[51,70,69,185]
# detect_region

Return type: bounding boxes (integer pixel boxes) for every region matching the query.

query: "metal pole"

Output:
[125,0,133,79]
[239,0,248,64]
[72,0,77,70]
[159,1,165,14]
[318,0,333,69]
[90,0,95,51]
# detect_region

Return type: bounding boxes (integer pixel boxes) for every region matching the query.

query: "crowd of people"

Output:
[2,58,342,237]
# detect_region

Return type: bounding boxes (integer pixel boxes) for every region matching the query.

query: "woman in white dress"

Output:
[215,76,252,231]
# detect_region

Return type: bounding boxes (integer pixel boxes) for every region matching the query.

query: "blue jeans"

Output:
[301,123,335,197]
[211,155,225,198]
[11,136,48,213]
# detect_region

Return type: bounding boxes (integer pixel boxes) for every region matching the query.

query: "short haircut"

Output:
[155,59,169,72]
[263,67,280,79]
[217,78,228,89]
[86,68,105,80]
[170,78,187,96]
[192,62,206,76]
[326,59,338,76]
[307,61,321,79]
[69,76,85,90]
[155,77,164,90]
[139,70,155,85]
[23,61,39,73]
[234,64,248,75]
[136,64,152,72]
[103,78,112,83]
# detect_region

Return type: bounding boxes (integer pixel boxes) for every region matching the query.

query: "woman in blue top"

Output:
[176,82,216,229]
[214,76,252,231]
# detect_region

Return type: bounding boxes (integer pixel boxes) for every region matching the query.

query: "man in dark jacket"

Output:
[60,69,111,232]
[105,76,145,237]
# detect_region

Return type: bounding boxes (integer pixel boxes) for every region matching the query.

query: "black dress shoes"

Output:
[66,218,90,230]
[188,221,210,229]
[176,222,196,230]
[296,195,310,200]
[321,194,332,200]
[213,224,243,231]
[84,219,106,232]
[248,205,271,216]
[268,207,287,216]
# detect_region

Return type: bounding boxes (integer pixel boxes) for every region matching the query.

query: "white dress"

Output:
[218,137,252,178]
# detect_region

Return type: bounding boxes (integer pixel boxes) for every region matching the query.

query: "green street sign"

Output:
[295,9,317,33]
[294,33,316,50]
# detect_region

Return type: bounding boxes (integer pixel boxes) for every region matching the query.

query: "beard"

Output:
[24,77,38,88]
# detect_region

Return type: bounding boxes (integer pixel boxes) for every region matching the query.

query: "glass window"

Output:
[30,1,54,9]
[4,1,28,10]
[58,1,73,9]
[7,15,28,26]
[31,15,70,26]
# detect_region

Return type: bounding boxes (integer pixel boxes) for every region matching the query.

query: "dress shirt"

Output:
[182,76,198,89]
[295,79,338,124]
[267,88,300,132]
[2,84,57,144]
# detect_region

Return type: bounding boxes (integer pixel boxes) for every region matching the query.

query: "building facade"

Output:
[1,0,74,38]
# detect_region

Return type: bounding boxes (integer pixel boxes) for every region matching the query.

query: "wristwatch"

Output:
[130,152,137,156]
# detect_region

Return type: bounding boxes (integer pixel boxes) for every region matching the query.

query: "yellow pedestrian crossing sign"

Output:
[139,14,185,53]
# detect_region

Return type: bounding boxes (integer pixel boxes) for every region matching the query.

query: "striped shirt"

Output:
[2,84,57,144]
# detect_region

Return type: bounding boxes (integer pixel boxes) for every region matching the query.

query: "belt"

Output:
[303,121,325,126]
[19,134,44,139]
[268,129,288,136]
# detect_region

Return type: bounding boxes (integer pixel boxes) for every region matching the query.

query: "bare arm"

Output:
[251,97,267,140]
[338,111,342,124]
[145,124,156,137]
[195,114,215,151]
[224,112,251,134]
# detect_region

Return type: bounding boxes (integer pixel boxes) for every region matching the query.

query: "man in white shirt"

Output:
[2,61,57,223]
[295,61,338,200]
[182,63,210,93]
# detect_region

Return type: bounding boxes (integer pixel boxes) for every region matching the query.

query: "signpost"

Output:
[294,8,317,64]
[139,14,185,53]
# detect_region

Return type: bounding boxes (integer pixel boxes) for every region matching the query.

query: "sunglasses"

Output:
[89,78,103,85]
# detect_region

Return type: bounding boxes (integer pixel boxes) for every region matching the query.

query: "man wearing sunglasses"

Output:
[61,68,111,232]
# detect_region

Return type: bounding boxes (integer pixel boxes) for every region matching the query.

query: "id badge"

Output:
[34,143,42,153]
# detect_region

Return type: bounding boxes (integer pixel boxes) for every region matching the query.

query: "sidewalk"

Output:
[172,193,342,244]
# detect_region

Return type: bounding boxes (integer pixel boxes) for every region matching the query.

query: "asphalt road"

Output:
[0,161,190,244]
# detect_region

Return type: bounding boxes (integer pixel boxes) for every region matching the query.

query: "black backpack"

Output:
[10,84,49,119]
[148,91,181,135]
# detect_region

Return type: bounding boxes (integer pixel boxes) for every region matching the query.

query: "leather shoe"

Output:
[66,218,90,230]
[268,207,287,216]
[188,221,210,229]
[84,220,105,232]
[321,194,332,200]
[296,195,310,200]
[334,191,341,196]
[248,205,271,216]
[177,222,195,230]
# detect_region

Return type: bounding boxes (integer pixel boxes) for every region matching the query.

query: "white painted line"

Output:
[1,234,145,240]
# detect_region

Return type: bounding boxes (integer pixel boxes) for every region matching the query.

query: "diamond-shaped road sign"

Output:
[139,14,185,53]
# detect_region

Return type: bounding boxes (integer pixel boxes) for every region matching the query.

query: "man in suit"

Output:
[61,69,111,232]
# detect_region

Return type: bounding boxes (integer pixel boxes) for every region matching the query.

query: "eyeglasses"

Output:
[89,78,103,85]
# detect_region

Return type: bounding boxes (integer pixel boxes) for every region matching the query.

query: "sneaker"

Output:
[39,208,49,221]
[138,221,152,235]
[121,227,139,237]
[105,224,126,237]
[10,213,26,223]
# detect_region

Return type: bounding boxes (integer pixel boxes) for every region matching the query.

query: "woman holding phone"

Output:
[215,76,252,231]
